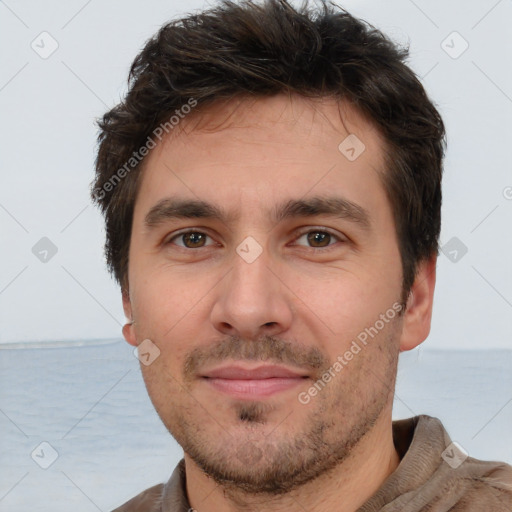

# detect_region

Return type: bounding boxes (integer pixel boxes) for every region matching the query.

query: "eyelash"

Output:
[165,228,346,251]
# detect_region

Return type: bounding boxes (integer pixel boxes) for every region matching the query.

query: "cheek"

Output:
[132,267,208,329]
[291,267,400,337]
[139,358,181,423]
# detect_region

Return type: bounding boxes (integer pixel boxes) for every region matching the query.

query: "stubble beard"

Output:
[166,338,399,498]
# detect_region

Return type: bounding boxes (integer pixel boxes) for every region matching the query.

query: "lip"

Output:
[201,364,309,380]
[200,364,309,399]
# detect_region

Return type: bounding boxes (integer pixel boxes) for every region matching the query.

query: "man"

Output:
[91,0,512,510]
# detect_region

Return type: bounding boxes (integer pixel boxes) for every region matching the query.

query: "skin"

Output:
[122,93,437,512]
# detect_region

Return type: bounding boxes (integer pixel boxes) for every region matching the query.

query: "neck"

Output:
[185,411,400,512]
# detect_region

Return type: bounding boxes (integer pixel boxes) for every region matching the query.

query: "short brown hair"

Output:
[92,0,446,302]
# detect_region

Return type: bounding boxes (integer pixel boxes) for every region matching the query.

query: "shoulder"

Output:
[448,459,512,511]
[421,415,512,511]
[387,415,512,511]
[416,450,512,511]
[111,483,165,512]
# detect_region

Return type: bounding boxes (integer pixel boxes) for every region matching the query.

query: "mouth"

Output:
[200,364,310,399]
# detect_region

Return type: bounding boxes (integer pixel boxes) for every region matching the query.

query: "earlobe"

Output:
[399,254,437,352]
[122,289,138,347]
[122,321,138,347]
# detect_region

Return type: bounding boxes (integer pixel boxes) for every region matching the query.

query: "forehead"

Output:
[135,93,391,226]
[160,93,384,156]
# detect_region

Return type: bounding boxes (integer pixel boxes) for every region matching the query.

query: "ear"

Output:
[399,254,437,352]
[122,288,137,347]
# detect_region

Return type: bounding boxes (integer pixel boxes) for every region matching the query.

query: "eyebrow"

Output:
[144,195,371,231]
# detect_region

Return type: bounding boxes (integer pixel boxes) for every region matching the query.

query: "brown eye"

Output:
[182,232,206,248]
[293,229,345,250]
[306,231,332,247]
[169,231,212,248]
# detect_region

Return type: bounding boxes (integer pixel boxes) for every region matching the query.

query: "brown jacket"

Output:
[113,415,512,511]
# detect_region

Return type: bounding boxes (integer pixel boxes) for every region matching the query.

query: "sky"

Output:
[0,0,511,348]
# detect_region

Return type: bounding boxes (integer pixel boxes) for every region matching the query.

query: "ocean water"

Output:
[0,341,511,511]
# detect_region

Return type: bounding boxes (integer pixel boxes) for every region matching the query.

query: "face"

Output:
[123,94,414,494]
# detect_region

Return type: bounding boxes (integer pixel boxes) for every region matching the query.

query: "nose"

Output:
[210,248,293,340]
